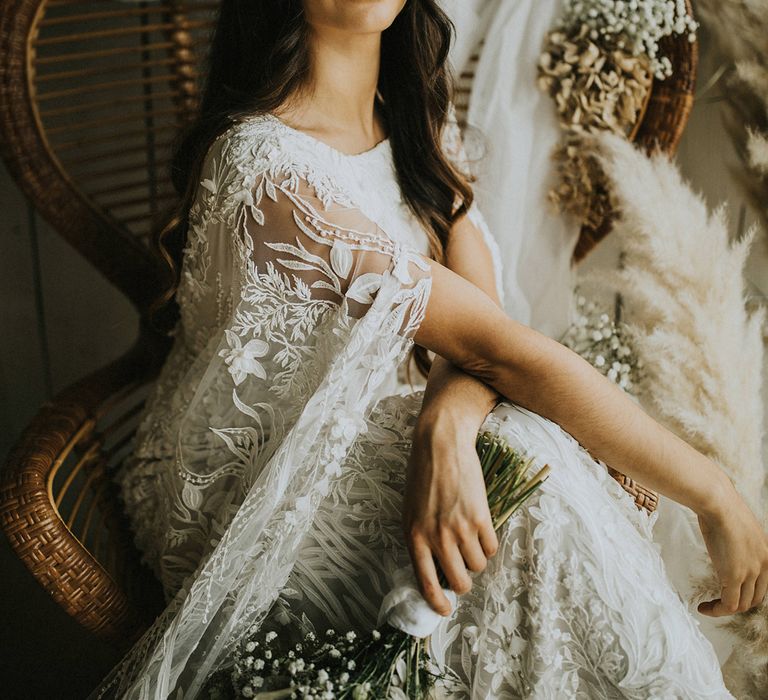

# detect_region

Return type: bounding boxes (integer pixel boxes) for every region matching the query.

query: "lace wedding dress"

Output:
[96,110,735,699]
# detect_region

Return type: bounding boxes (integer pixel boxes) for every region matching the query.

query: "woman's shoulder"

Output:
[205,113,298,174]
[200,112,360,209]
[209,112,346,173]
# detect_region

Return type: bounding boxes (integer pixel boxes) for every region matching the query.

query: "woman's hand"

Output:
[402,407,499,616]
[696,480,768,617]
[399,202,504,615]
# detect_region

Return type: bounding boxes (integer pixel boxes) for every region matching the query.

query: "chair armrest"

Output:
[0,326,170,649]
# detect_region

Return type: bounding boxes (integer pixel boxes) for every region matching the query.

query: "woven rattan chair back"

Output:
[0,0,694,649]
[0,0,218,649]
[0,0,218,312]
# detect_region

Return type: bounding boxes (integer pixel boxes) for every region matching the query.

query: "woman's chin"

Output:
[305,0,408,34]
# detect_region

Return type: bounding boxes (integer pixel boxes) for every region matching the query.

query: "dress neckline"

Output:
[259,112,390,161]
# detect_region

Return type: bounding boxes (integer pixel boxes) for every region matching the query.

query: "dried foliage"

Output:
[547,132,614,231]
[538,24,653,136]
[538,24,652,229]
[558,0,698,79]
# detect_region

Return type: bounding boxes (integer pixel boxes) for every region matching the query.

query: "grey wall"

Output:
[0,164,139,460]
[0,165,138,699]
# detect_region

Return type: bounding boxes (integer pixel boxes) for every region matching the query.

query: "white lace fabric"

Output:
[99,111,734,699]
[98,112,431,699]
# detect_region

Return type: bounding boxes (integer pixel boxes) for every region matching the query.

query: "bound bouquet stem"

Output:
[205,432,550,700]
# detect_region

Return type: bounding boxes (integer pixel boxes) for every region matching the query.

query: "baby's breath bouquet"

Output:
[204,434,550,699]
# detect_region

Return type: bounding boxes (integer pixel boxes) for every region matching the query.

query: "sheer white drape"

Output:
[441,0,579,339]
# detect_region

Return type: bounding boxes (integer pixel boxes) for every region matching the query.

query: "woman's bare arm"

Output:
[405,254,768,619]
[401,212,504,603]
[415,210,503,434]
[418,211,503,431]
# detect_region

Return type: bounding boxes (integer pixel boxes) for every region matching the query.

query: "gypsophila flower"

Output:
[203,619,464,699]
[557,0,698,79]
[561,289,644,393]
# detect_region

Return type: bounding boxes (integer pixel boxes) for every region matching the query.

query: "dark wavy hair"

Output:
[153,0,474,377]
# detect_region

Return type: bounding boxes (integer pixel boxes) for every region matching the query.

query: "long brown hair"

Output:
[153,0,474,377]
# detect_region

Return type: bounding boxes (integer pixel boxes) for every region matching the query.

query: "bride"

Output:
[95,0,768,697]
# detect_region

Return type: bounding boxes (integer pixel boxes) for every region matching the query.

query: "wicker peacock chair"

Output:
[0,0,696,652]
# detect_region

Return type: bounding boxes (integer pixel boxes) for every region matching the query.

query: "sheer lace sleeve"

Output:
[233,158,432,330]
[94,121,432,699]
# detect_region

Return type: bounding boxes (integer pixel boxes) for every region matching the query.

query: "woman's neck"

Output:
[274,26,386,153]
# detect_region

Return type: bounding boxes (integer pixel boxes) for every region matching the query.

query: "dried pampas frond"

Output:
[694,2,768,231]
[734,61,768,174]
[724,61,768,233]
[583,132,768,695]
[695,0,768,64]
[593,133,765,511]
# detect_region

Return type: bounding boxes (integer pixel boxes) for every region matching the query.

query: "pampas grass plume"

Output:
[584,132,767,696]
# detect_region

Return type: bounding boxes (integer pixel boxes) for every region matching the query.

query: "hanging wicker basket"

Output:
[572,0,698,261]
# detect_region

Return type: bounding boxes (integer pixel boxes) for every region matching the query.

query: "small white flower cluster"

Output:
[558,0,698,79]
[560,293,644,393]
[204,623,439,699]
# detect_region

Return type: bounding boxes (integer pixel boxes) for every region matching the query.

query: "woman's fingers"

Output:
[698,582,743,617]
[409,534,452,615]
[457,531,488,573]
[738,576,757,613]
[718,581,742,615]
[752,571,768,609]
[699,573,768,616]
[479,523,499,559]
[435,531,473,595]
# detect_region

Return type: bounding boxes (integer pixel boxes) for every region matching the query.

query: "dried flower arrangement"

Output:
[558,0,698,79]
[538,0,698,232]
[537,24,653,138]
[547,132,614,234]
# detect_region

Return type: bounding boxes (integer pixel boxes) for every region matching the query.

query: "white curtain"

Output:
[441,0,579,340]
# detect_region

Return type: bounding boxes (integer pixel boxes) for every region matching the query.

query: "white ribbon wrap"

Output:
[377,563,458,638]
